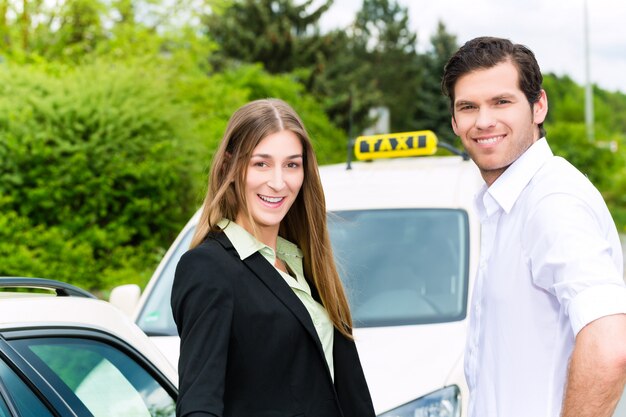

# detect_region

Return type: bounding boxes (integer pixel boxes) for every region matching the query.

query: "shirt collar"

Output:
[218,218,265,260]
[487,137,553,214]
[276,237,304,278]
[218,218,303,263]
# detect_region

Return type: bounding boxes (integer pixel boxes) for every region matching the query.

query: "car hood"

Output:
[353,320,467,414]
[150,336,181,370]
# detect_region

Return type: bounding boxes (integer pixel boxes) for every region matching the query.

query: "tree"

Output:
[413,21,458,145]
[350,0,422,132]
[0,0,205,63]
[304,29,382,137]
[205,0,332,73]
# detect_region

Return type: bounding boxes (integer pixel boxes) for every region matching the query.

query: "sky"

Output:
[318,0,626,94]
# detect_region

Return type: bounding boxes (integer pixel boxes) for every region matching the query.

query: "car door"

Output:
[0,328,176,417]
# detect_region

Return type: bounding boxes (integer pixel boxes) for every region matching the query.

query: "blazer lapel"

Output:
[213,232,325,356]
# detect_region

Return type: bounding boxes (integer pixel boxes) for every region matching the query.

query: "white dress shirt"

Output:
[466,138,626,417]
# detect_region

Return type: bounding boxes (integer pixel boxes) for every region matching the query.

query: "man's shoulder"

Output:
[520,155,611,224]
[530,155,600,198]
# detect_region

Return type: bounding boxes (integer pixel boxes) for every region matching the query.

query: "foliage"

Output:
[304,29,382,137]
[349,0,421,133]
[414,22,458,146]
[202,0,461,140]
[205,0,332,73]
[0,62,199,290]
[213,64,347,163]
[0,0,209,64]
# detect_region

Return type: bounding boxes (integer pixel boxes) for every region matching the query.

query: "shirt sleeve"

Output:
[171,244,234,417]
[523,192,626,335]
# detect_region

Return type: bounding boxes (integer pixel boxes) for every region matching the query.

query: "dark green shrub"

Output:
[0,62,198,290]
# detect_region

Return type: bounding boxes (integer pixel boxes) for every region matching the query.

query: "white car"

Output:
[112,131,482,416]
[0,277,178,417]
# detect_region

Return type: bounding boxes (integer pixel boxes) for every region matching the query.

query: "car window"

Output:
[138,227,194,337]
[0,357,55,417]
[10,338,175,417]
[328,209,469,327]
[0,396,9,417]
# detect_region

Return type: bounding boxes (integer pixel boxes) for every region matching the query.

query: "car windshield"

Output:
[328,209,469,327]
[137,209,469,334]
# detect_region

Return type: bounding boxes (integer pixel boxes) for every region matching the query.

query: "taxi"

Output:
[110,130,484,416]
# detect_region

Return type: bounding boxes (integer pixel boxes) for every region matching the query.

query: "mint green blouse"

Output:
[218,219,335,380]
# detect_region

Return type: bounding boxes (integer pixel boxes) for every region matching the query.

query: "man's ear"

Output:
[451,116,459,136]
[533,89,548,124]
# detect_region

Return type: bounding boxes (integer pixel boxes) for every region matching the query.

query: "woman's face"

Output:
[236,129,304,242]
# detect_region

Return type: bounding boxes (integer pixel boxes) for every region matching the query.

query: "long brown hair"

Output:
[191,98,354,339]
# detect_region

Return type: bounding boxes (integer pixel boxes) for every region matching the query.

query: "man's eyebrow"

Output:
[492,93,516,100]
[454,100,475,108]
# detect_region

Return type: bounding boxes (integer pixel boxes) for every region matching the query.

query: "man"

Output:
[441,36,626,417]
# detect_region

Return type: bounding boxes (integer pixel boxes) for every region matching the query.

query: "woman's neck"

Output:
[234,215,279,251]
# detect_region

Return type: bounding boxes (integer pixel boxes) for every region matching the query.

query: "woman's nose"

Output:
[267,167,285,190]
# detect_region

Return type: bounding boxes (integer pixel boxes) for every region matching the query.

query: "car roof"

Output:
[319,155,483,210]
[0,282,178,385]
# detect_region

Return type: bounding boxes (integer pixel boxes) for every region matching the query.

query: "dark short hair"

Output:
[441,36,545,137]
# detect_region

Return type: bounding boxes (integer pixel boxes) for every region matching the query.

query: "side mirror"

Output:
[109,284,141,317]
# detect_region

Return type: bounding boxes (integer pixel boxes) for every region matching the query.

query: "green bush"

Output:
[214,65,348,164]
[0,62,198,290]
[165,63,347,178]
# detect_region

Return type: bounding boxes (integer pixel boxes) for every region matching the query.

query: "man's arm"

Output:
[561,313,626,417]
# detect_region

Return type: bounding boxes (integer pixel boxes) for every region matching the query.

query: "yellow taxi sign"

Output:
[354,130,438,160]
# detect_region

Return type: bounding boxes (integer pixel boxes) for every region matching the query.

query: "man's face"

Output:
[451,60,547,185]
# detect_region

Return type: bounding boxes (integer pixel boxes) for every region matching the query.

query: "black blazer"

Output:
[171,232,375,417]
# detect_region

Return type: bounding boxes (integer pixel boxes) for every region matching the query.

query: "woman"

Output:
[171,98,375,417]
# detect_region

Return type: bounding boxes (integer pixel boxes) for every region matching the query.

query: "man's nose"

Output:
[475,108,496,130]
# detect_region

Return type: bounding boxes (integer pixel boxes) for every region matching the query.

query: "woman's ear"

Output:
[221,152,235,183]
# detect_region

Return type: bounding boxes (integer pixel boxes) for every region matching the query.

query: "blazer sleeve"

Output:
[171,243,234,417]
